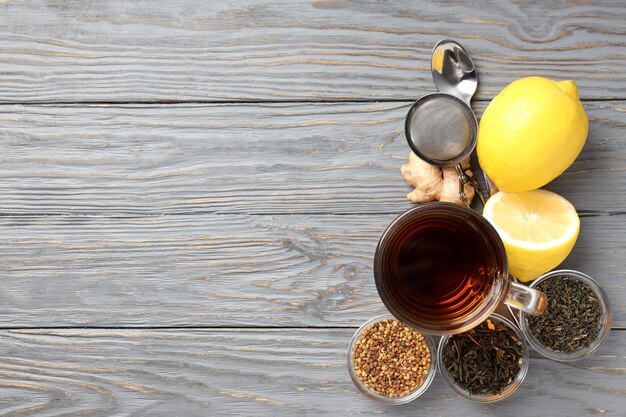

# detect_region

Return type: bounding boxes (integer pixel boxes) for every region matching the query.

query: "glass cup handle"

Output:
[504,281,548,316]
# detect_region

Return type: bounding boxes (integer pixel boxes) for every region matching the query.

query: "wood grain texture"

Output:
[1,101,624,215]
[1,2,624,415]
[1,0,625,103]
[1,213,624,328]
[0,328,623,416]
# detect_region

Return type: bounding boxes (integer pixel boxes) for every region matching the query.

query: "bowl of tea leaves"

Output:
[519,269,612,362]
[438,314,529,402]
[347,315,438,404]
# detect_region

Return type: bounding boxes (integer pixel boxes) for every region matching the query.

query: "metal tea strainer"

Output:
[405,92,484,206]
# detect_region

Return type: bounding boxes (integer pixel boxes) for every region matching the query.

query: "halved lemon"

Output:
[483,189,580,282]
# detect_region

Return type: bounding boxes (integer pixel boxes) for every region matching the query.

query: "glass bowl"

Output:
[519,269,612,362]
[347,314,438,404]
[437,313,529,403]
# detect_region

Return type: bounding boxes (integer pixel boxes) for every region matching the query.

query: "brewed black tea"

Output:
[375,204,507,334]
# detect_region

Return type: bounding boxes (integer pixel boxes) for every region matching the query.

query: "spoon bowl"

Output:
[431,39,478,106]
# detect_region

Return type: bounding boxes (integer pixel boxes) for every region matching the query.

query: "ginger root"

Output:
[401,151,475,205]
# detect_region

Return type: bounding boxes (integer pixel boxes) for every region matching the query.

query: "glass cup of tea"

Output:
[374,202,547,335]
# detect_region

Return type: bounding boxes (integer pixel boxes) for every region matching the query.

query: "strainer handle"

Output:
[454,164,485,206]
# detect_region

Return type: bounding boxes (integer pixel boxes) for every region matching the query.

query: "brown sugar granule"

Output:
[352,319,431,397]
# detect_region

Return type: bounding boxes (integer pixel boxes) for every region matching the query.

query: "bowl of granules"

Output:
[519,269,612,362]
[348,315,437,404]
[438,314,529,403]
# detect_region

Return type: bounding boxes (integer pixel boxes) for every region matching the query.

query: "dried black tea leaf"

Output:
[526,276,602,353]
[442,319,522,395]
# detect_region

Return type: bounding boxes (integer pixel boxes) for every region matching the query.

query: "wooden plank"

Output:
[0,213,623,328]
[1,101,624,215]
[0,328,623,416]
[1,0,625,102]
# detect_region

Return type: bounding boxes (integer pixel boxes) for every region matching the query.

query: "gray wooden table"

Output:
[1,1,625,416]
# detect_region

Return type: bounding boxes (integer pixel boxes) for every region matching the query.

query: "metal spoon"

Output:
[431,39,496,196]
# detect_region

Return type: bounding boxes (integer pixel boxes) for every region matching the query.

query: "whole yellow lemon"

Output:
[477,77,588,192]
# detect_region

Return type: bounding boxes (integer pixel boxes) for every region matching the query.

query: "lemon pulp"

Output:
[483,190,580,282]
